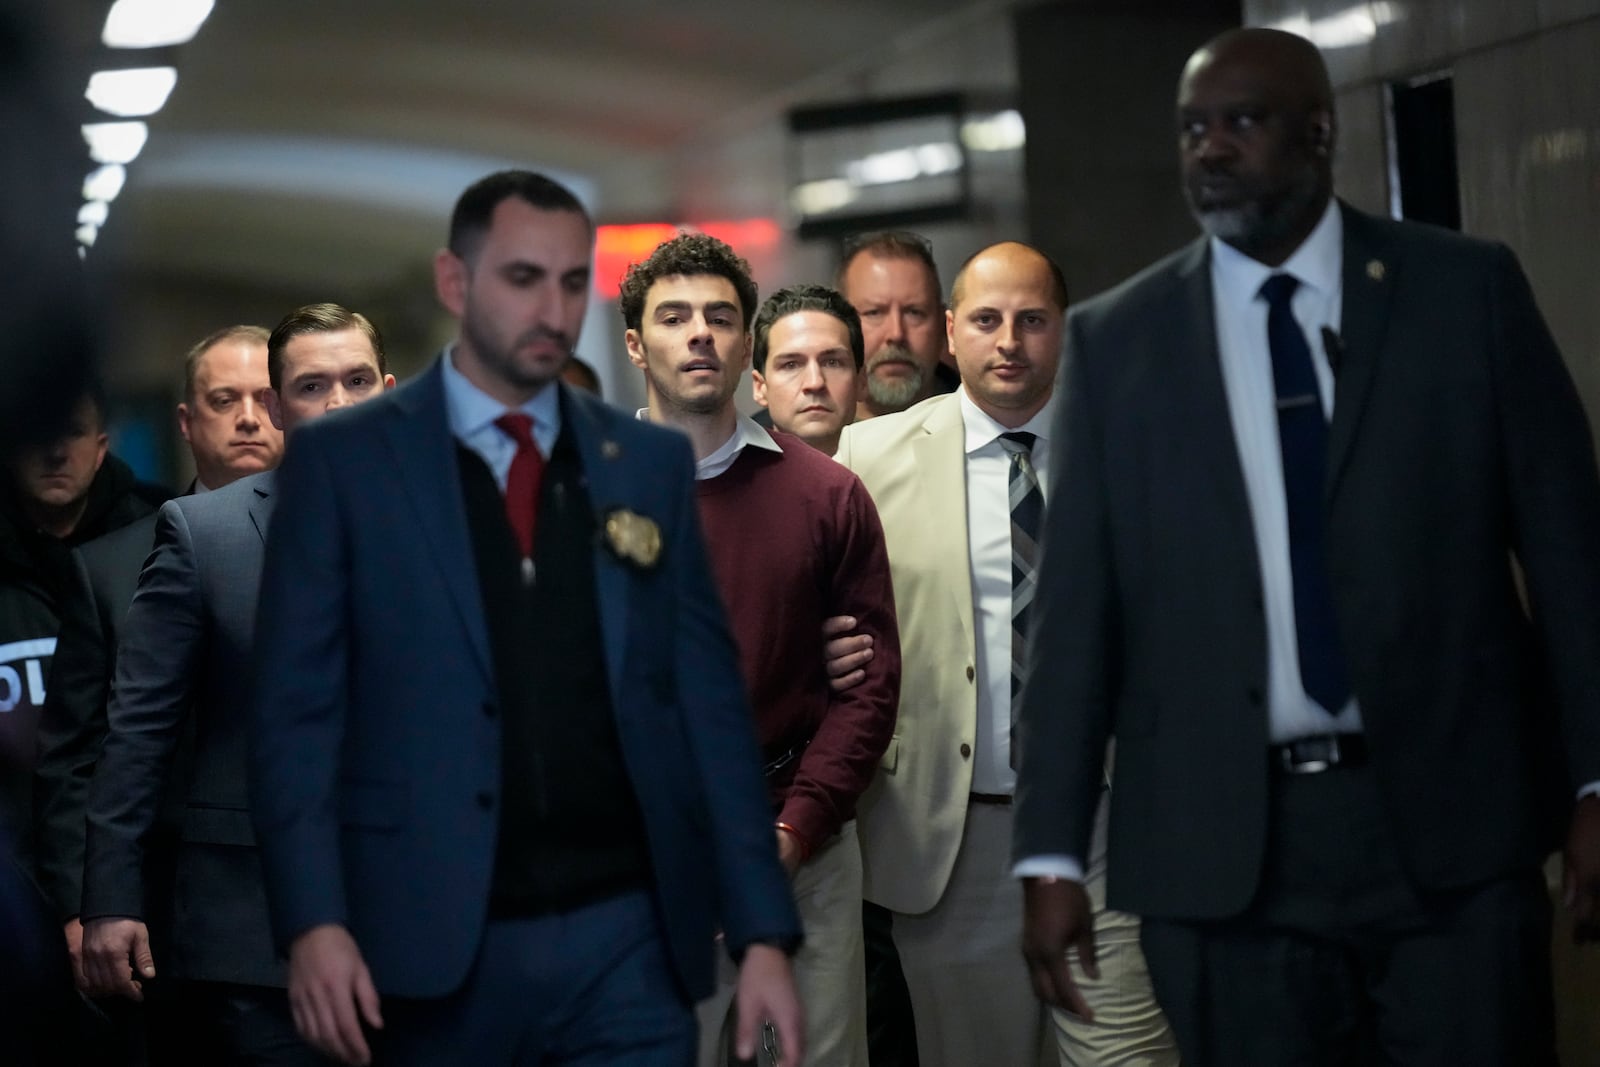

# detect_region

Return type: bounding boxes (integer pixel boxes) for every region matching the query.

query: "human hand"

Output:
[734,943,804,1065]
[775,828,804,879]
[82,916,155,1000]
[822,615,873,693]
[63,916,88,991]
[1563,794,1600,943]
[287,924,383,1065]
[1021,877,1098,1021]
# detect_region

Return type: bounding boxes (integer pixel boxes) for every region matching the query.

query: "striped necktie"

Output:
[998,431,1043,768]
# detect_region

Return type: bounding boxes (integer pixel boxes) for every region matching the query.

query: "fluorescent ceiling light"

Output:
[76,224,100,247]
[83,165,127,202]
[848,148,923,187]
[1268,2,1399,49]
[83,121,149,165]
[962,110,1026,153]
[86,67,178,117]
[78,201,111,226]
[103,0,215,48]
[914,142,963,176]
[790,179,857,216]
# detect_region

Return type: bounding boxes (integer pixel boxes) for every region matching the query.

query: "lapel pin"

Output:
[601,439,622,460]
[1366,259,1385,281]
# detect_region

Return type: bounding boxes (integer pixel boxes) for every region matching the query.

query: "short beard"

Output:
[656,386,727,417]
[638,341,738,419]
[1189,162,1324,259]
[864,344,926,413]
[462,311,569,392]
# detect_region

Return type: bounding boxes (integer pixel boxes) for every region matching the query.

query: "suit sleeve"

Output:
[663,438,801,955]
[1012,312,1121,864]
[778,475,901,849]
[248,431,353,949]
[1487,245,1600,791]
[81,505,199,921]
[32,548,111,919]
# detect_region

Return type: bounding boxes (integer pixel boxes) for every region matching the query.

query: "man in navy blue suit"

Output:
[248,171,803,1067]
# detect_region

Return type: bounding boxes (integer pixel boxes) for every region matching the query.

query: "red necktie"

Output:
[494,413,545,561]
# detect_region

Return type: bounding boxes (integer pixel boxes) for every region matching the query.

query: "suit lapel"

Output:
[564,389,630,705]
[1168,242,1259,548]
[246,472,276,545]
[385,360,493,683]
[1327,203,1398,499]
[914,396,978,661]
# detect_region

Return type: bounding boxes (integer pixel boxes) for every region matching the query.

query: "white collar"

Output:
[959,386,1057,455]
[442,344,560,442]
[633,409,781,480]
[1210,197,1343,304]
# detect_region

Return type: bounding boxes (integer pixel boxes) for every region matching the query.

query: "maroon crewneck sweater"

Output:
[695,430,900,851]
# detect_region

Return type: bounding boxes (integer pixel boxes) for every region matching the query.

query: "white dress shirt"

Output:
[635,409,782,481]
[1210,197,1365,743]
[961,387,1056,796]
[442,346,560,483]
[1017,200,1353,882]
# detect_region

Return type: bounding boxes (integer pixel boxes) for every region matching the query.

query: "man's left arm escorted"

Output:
[778,476,900,871]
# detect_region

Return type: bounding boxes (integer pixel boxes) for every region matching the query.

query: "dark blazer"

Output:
[247,363,800,1001]
[1013,203,1600,922]
[82,473,283,987]
[32,513,158,920]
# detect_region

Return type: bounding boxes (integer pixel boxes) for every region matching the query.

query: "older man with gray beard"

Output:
[838,231,957,420]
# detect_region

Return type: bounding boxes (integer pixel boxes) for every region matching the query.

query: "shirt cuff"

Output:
[1011,854,1085,882]
[1578,780,1600,802]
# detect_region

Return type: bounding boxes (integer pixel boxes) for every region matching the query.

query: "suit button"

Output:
[482,702,498,718]
[476,791,494,810]
[966,665,975,683]
[1247,687,1263,706]
[959,743,972,759]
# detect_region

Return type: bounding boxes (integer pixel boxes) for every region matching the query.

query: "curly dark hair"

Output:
[617,232,758,332]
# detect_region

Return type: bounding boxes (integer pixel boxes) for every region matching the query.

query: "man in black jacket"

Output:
[1,384,162,866]
[0,383,163,1064]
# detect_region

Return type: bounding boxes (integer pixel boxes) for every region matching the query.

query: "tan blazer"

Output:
[836,393,976,915]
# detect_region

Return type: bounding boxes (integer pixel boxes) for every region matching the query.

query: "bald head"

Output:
[946,241,1066,429]
[950,242,1068,314]
[1177,27,1336,265]
[1184,28,1333,114]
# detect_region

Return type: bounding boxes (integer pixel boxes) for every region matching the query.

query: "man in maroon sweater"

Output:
[621,234,900,1067]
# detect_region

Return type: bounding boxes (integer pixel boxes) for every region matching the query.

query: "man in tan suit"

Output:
[837,242,1175,1067]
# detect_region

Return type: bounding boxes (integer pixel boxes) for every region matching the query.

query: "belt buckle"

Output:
[1279,734,1341,775]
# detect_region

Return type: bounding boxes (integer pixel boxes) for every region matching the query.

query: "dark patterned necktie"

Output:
[998,431,1043,768]
[1260,273,1349,714]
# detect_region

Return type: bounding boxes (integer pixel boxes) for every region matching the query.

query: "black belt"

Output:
[1272,733,1367,775]
[969,792,1013,806]
[763,738,810,777]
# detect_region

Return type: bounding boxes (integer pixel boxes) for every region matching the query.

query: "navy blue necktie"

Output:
[1260,273,1350,715]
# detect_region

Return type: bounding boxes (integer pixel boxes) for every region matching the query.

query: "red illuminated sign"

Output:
[594,219,782,300]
